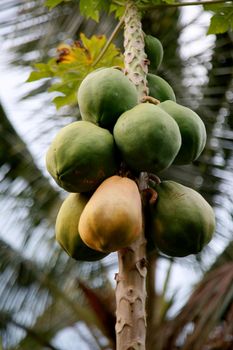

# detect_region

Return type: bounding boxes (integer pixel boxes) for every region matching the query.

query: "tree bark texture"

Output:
[115,1,149,349]
[123,1,149,100]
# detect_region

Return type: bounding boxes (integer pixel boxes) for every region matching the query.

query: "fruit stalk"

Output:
[115,1,148,349]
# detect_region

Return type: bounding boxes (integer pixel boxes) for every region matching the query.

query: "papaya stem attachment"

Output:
[113,66,125,72]
[142,188,158,206]
[141,95,160,105]
[148,173,161,185]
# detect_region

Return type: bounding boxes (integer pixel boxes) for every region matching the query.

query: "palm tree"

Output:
[0,1,232,349]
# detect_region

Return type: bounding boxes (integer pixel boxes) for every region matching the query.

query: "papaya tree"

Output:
[1,0,233,349]
[28,0,233,349]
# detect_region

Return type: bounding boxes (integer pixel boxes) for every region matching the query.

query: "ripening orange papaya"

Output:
[79,176,142,253]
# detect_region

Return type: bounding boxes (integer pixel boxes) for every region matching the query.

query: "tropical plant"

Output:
[0,0,232,349]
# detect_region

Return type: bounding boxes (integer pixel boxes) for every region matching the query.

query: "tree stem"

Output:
[115,2,148,349]
[123,1,149,101]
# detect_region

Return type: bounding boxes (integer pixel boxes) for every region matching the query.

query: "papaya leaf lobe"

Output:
[27,34,123,109]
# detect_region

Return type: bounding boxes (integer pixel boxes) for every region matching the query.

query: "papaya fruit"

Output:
[158,101,207,164]
[56,193,108,261]
[144,35,164,72]
[77,67,138,130]
[46,121,117,193]
[149,181,215,257]
[147,73,176,102]
[113,103,181,173]
[79,176,142,253]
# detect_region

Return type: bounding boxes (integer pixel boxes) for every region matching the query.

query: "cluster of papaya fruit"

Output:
[46,34,215,261]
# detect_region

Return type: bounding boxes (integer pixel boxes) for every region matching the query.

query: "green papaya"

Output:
[113,103,181,173]
[55,193,108,261]
[77,67,138,130]
[144,35,164,72]
[147,73,176,102]
[79,176,142,253]
[46,121,117,193]
[149,181,215,257]
[158,101,206,164]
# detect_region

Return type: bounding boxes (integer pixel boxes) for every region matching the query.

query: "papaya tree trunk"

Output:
[115,2,149,349]
[123,1,149,100]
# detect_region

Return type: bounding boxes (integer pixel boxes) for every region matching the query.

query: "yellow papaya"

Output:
[79,176,142,253]
[149,181,215,257]
[77,67,138,130]
[158,101,206,164]
[113,103,181,173]
[55,193,108,261]
[46,121,118,193]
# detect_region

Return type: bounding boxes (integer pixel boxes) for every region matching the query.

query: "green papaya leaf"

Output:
[79,0,111,22]
[79,0,99,21]
[204,2,232,11]
[203,3,224,11]
[45,0,115,20]
[207,14,231,35]
[110,3,125,18]
[27,62,55,82]
[27,34,123,109]
[52,93,77,109]
[204,3,233,34]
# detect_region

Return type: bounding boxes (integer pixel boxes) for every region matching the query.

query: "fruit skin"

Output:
[144,35,164,72]
[55,193,108,261]
[147,73,176,102]
[77,67,138,130]
[46,121,117,193]
[149,181,215,257]
[79,176,142,253]
[113,103,181,173]
[158,101,206,164]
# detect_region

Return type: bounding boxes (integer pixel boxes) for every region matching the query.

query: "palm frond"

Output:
[165,262,233,350]
[0,101,61,226]
[208,240,233,272]
[0,239,113,349]
[78,280,116,345]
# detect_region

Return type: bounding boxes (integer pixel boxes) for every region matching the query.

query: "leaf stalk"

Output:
[92,15,125,67]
